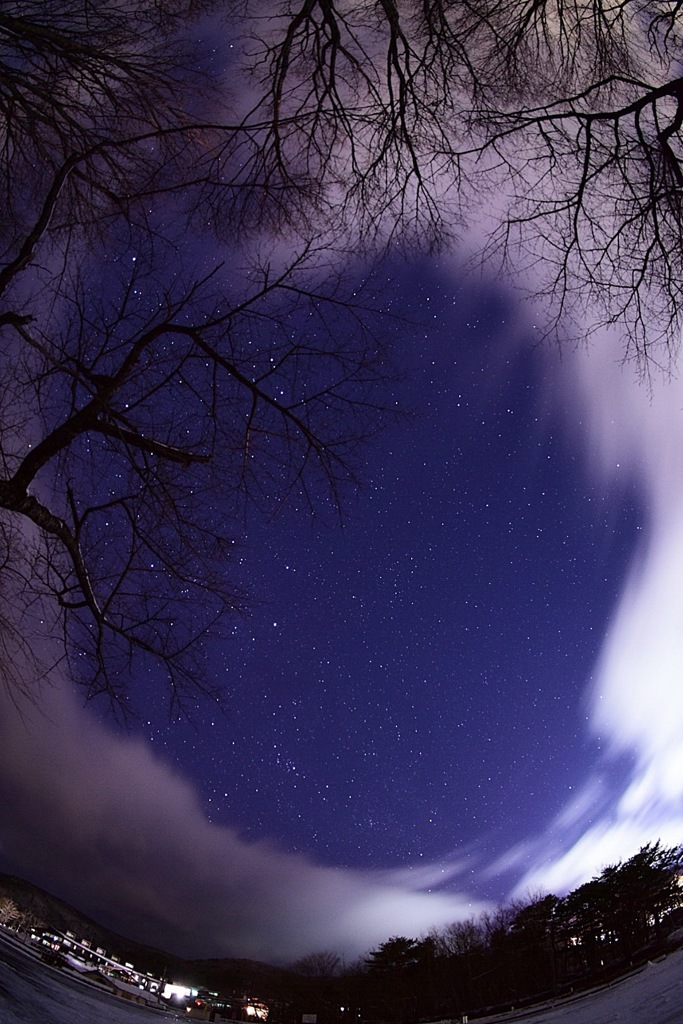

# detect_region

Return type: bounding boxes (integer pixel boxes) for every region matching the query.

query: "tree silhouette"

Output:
[365,935,424,973]
[591,841,683,956]
[362,936,437,1022]
[252,1,683,355]
[293,951,342,978]
[0,2,388,710]
[509,894,559,994]
[4,1,683,708]
[0,896,19,927]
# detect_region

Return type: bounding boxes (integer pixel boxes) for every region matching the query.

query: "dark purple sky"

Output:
[5,254,674,966]
[1,10,682,963]
[145,264,637,881]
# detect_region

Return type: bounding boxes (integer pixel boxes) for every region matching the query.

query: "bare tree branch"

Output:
[3,0,683,711]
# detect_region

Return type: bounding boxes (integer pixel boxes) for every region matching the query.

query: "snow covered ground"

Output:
[1,929,683,1024]
[475,948,683,1024]
[0,931,179,1023]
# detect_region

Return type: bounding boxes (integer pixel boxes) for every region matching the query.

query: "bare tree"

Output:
[244,0,683,356]
[431,916,486,958]
[293,950,342,977]
[0,3,389,711]
[4,0,683,710]
[0,896,19,927]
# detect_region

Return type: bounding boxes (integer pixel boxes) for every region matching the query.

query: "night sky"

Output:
[5,251,680,964]
[146,264,638,881]
[2,9,683,969]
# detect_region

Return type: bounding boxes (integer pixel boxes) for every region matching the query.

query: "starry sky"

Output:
[2,7,683,969]
[144,262,638,883]
[6,248,683,965]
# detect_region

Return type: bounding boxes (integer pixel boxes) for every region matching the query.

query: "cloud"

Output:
[506,329,683,895]
[0,680,487,962]
[2,310,680,964]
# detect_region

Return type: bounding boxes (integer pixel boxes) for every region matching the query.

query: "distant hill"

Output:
[0,872,293,992]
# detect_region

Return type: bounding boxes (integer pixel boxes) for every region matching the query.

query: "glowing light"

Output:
[245,1002,269,1019]
[163,983,195,1000]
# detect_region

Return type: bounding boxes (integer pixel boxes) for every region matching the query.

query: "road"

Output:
[0,929,178,1024]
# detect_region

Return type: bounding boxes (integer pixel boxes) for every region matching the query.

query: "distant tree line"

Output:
[3,841,683,1021]
[283,841,683,1024]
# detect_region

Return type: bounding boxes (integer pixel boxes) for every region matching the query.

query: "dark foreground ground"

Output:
[1,929,683,1024]
[0,930,177,1023]
[474,947,683,1024]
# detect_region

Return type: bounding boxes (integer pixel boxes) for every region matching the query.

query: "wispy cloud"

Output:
[510,328,683,894]
[0,680,487,962]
